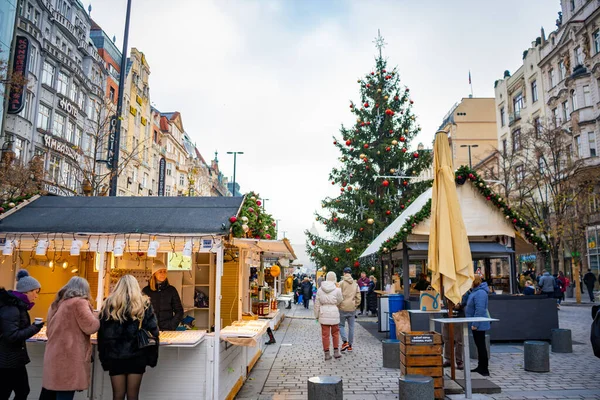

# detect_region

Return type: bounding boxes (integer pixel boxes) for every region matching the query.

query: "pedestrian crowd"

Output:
[518,266,598,307]
[0,260,182,400]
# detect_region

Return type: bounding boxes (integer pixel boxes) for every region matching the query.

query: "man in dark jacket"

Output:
[292,275,300,304]
[301,277,313,309]
[0,270,44,400]
[584,269,597,302]
[538,271,555,299]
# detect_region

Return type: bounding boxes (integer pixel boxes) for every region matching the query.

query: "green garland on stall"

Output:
[0,193,40,215]
[376,167,549,255]
[230,191,277,240]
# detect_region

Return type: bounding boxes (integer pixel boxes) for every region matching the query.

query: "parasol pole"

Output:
[440,274,456,380]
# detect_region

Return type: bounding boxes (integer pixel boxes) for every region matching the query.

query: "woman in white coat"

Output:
[314,271,343,360]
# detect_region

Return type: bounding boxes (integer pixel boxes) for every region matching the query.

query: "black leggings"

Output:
[110,374,144,400]
[0,366,29,400]
[303,296,310,309]
[472,330,489,372]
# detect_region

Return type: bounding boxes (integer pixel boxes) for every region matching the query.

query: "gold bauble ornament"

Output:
[367,218,375,225]
[384,95,389,100]
[357,80,361,83]
[377,89,382,93]
[404,129,409,133]
[390,168,396,173]
[250,196,256,201]
[392,140,398,145]
[357,117,361,122]
[359,153,366,159]
[411,116,415,120]
[377,151,381,155]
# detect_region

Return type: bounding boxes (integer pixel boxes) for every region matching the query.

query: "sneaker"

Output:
[333,348,342,359]
[456,362,464,370]
[346,345,353,352]
[341,341,350,352]
[443,360,451,368]
[324,350,332,361]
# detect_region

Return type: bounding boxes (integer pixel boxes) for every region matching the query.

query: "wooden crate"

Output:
[399,331,444,399]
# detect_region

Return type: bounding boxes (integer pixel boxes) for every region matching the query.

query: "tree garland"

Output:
[0,193,40,215]
[230,191,277,240]
[375,166,549,255]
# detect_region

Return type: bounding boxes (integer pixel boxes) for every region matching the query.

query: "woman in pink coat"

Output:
[41,277,100,400]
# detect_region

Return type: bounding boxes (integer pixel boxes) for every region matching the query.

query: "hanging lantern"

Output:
[70,240,83,256]
[183,240,193,257]
[2,240,16,256]
[36,240,49,256]
[147,240,160,257]
[270,265,281,277]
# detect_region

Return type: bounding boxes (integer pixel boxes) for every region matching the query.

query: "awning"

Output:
[406,242,514,254]
[232,238,297,260]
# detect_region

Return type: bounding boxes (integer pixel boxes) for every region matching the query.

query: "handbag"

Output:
[137,319,158,349]
[419,286,441,311]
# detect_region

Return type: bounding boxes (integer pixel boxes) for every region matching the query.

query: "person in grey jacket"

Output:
[538,271,555,298]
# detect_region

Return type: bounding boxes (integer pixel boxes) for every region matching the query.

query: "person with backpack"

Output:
[538,271,555,299]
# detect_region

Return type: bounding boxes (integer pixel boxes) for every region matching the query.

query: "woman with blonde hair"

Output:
[41,276,99,400]
[142,260,183,330]
[98,275,159,400]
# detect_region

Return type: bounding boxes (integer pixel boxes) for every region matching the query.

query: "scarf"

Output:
[11,291,34,310]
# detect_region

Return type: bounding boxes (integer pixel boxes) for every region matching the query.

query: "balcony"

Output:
[570,106,595,125]
[52,10,83,44]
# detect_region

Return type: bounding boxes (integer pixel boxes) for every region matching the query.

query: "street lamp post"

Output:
[109,0,133,196]
[460,144,479,169]
[226,151,243,196]
[261,198,269,210]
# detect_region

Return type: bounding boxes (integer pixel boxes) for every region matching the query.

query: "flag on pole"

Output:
[468,70,472,85]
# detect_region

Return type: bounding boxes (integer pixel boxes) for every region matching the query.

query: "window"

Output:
[595,30,600,54]
[42,61,55,87]
[19,91,32,120]
[74,126,82,148]
[25,3,33,20]
[500,107,505,127]
[531,80,538,103]
[69,82,78,102]
[61,162,71,190]
[165,185,172,197]
[538,156,545,174]
[143,173,148,189]
[559,60,566,80]
[502,139,507,156]
[513,93,524,116]
[562,100,570,122]
[48,155,61,182]
[28,46,37,74]
[132,167,138,183]
[575,135,582,156]
[53,114,66,137]
[512,129,521,151]
[570,0,575,11]
[33,9,40,26]
[166,163,172,176]
[584,85,591,106]
[37,103,51,130]
[66,120,75,143]
[590,132,597,157]
[8,136,25,161]
[109,87,116,103]
[179,173,185,187]
[590,192,600,214]
[515,165,525,182]
[571,89,578,111]
[78,89,85,110]
[549,68,556,87]
[575,46,584,66]
[552,108,559,126]
[534,117,542,138]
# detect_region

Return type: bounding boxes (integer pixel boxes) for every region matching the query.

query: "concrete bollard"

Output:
[308,376,343,400]
[524,341,550,372]
[551,328,572,353]
[468,333,491,360]
[382,339,400,368]
[398,375,434,399]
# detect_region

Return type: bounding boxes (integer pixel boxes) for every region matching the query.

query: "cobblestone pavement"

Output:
[236,301,600,400]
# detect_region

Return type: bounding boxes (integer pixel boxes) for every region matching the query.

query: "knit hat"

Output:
[343,267,352,274]
[15,270,41,293]
[152,260,167,274]
[326,271,337,282]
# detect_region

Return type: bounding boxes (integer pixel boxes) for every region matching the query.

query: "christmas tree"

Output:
[305,32,433,277]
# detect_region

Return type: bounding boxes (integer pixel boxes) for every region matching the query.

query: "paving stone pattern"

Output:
[236,302,600,400]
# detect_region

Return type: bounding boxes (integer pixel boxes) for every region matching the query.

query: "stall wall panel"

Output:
[219,341,247,400]
[221,260,241,328]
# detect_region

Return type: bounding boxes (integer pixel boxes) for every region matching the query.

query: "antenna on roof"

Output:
[113,35,116,43]
[88,3,92,15]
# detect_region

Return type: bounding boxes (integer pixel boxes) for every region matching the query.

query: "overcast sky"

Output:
[90,0,558,264]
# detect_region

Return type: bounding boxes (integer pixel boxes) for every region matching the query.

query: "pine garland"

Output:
[0,193,40,215]
[230,191,277,240]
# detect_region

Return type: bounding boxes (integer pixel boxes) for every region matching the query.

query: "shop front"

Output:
[0,195,271,400]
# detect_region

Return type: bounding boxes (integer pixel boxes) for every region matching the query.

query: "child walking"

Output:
[314,271,343,360]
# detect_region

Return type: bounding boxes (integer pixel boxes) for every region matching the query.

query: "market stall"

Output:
[0,195,255,400]
[360,175,558,341]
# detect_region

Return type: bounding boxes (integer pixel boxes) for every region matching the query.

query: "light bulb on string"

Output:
[71,268,79,274]
[48,260,54,268]
[62,261,68,269]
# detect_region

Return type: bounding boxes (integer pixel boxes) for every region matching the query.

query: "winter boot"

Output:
[333,348,342,359]
[324,350,332,361]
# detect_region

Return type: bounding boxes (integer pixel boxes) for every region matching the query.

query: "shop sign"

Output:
[200,239,214,252]
[106,116,118,169]
[158,157,166,196]
[58,96,78,118]
[130,106,137,116]
[43,134,83,163]
[141,117,147,126]
[7,36,30,114]
[136,95,142,105]
[44,183,75,197]
[408,334,434,345]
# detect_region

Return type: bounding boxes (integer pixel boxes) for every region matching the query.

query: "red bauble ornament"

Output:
[265,234,271,239]
[333,141,337,145]
[468,173,475,180]
[370,72,374,75]
[375,103,379,108]
[365,165,370,170]
[366,83,371,88]
[486,196,491,201]
[360,122,365,127]
[342,181,347,187]
[413,152,419,158]
[403,181,408,186]
[385,109,394,116]
[400,136,406,142]
[333,217,339,223]
[364,102,369,108]
[386,147,391,152]
[410,100,414,104]
[412,223,416,227]
[256,200,262,206]
[382,180,390,187]
[406,88,410,92]
[364,144,369,149]
[334,257,339,262]
[331,181,335,185]
[369,199,375,205]
[349,104,353,108]
[350,148,354,151]
[311,240,316,246]
[354,261,360,267]
[513,219,518,224]
[389,129,394,134]
[340,188,345,192]
[382,69,386,73]
[345,248,351,253]
[402,148,407,153]
[394,96,399,100]
[248,207,254,213]
[359,227,365,232]
[346,140,352,146]
[229,216,237,223]
[366,121,371,126]
[401,204,405,209]
[348,186,353,191]
[386,210,391,215]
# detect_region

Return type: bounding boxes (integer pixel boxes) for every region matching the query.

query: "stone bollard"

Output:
[524,341,550,372]
[551,328,573,353]
[468,333,491,360]
[382,339,400,368]
[307,376,343,400]
[398,375,434,399]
